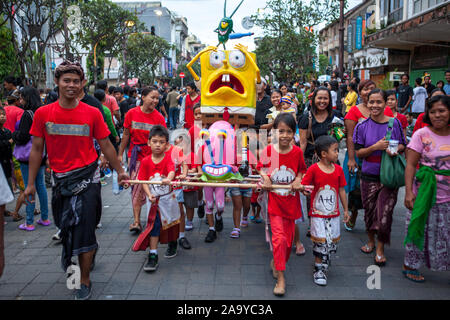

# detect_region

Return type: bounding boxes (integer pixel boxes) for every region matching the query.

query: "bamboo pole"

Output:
[123,180,311,190]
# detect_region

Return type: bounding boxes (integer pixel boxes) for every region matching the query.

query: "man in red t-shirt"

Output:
[183,82,200,129]
[24,61,129,300]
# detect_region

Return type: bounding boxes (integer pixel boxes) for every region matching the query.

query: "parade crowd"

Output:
[0,63,449,299]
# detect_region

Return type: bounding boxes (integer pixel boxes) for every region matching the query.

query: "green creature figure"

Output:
[215,0,253,49]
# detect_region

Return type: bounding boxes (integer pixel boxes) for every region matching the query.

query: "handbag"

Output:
[13,110,34,162]
[380,118,406,189]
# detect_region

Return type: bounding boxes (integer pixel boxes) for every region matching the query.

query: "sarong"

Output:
[404,202,449,271]
[360,179,398,244]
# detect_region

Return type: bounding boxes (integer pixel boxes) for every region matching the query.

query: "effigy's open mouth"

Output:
[209,74,244,94]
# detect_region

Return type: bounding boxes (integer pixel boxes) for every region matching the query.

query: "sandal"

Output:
[344,220,355,231]
[295,243,306,256]
[240,219,249,228]
[18,223,35,231]
[249,215,255,221]
[230,228,240,238]
[37,219,51,226]
[360,244,375,254]
[374,254,386,267]
[129,222,142,233]
[12,214,24,222]
[402,267,425,283]
[254,218,263,224]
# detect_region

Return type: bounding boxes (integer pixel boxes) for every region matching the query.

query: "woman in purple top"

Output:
[353,89,406,266]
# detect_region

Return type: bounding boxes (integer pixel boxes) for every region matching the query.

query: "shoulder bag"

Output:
[380,118,406,189]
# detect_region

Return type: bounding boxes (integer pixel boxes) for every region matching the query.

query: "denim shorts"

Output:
[229,187,252,198]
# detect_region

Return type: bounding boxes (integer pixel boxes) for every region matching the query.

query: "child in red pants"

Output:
[257,113,307,296]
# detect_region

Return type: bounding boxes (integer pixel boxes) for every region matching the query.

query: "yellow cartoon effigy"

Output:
[186,0,261,125]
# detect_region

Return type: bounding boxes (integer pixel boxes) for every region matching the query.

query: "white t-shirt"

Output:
[411,86,427,113]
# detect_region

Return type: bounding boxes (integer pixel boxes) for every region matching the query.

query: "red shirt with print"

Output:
[29,101,110,173]
[137,153,175,181]
[257,145,307,220]
[184,94,200,129]
[301,163,346,218]
[4,105,24,133]
[123,106,166,161]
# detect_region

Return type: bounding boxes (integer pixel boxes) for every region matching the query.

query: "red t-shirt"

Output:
[166,145,186,190]
[301,163,346,218]
[137,153,175,181]
[188,124,202,165]
[396,113,408,129]
[124,106,166,161]
[413,113,427,133]
[4,105,24,133]
[256,145,307,220]
[344,105,394,122]
[29,101,110,173]
[184,94,200,129]
[104,94,119,124]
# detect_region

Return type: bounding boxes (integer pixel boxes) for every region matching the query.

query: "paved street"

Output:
[1,173,449,300]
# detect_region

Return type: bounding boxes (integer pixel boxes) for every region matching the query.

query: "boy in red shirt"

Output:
[25,61,129,300]
[133,125,180,272]
[301,135,349,286]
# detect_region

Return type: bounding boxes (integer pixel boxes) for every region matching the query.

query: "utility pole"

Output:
[339,0,345,79]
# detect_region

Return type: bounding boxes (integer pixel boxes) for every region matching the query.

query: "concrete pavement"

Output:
[1,175,449,300]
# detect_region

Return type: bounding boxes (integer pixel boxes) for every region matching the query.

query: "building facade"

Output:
[319,0,449,86]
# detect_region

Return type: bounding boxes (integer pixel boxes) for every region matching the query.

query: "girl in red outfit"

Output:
[118,87,166,233]
[257,113,307,296]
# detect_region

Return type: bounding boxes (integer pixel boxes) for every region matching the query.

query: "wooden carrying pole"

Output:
[124,180,299,190]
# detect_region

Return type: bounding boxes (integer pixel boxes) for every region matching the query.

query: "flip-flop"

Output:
[402,269,425,283]
[129,223,142,233]
[360,244,375,254]
[37,219,51,226]
[295,244,306,256]
[374,255,386,267]
[18,223,35,231]
[344,221,354,231]
[254,218,263,224]
[12,214,24,222]
[249,215,255,221]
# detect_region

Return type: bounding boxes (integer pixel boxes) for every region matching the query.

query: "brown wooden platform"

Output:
[202,113,255,125]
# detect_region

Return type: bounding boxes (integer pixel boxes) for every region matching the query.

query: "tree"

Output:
[75,0,142,83]
[253,0,341,83]
[171,61,200,88]
[2,0,63,87]
[0,20,19,83]
[125,33,173,86]
[318,54,330,75]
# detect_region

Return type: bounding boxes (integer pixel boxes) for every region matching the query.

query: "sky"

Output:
[113,0,363,50]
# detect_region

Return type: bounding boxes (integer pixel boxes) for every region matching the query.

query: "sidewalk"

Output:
[1,177,449,300]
